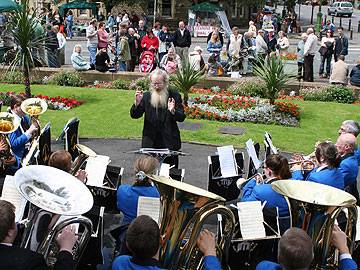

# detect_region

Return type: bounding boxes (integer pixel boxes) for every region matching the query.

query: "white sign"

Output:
[193,25,214,37]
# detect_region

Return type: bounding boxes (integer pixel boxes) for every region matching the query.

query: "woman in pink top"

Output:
[97,22,109,49]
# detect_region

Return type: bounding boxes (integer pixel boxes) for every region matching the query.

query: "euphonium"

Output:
[0,112,19,169]
[15,165,94,268]
[148,175,235,270]
[70,144,97,175]
[272,180,358,270]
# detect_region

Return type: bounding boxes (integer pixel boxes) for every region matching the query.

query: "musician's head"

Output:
[339,120,360,137]
[336,133,357,156]
[0,200,17,244]
[126,215,160,260]
[315,142,341,168]
[149,69,169,109]
[264,154,291,180]
[10,94,26,117]
[133,155,159,186]
[278,228,313,270]
[48,150,72,173]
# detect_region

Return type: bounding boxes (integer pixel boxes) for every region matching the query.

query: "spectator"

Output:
[256,29,268,63]
[248,21,257,37]
[107,13,115,33]
[54,25,66,66]
[303,28,318,82]
[206,25,224,47]
[97,22,109,50]
[86,19,98,69]
[0,13,6,35]
[350,58,360,87]
[277,31,289,56]
[116,13,122,26]
[160,47,182,74]
[322,20,335,34]
[173,21,191,62]
[188,46,205,71]
[334,27,348,62]
[65,10,73,39]
[319,30,335,78]
[96,48,111,72]
[158,25,173,62]
[45,25,59,68]
[207,32,222,56]
[141,29,159,52]
[137,20,147,41]
[117,30,131,71]
[127,28,139,72]
[131,12,140,28]
[242,31,256,74]
[152,21,161,37]
[122,12,130,26]
[207,54,222,77]
[265,29,277,53]
[228,27,242,58]
[71,44,90,71]
[98,12,105,22]
[297,33,307,81]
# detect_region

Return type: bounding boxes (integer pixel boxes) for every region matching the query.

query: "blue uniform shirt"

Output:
[241,179,289,217]
[339,154,359,187]
[117,184,160,224]
[355,148,360,165]
[8,114,31,163]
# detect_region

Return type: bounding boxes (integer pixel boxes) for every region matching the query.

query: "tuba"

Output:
[70,144,97,175]
[272,180,358,270]
[15,165,94,268]
[148,175,235,270]
[0,112,19,170]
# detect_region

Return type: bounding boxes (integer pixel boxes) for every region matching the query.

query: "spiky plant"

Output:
[171,61,204,106]
[253,56,291,105]
[7,0,47,97]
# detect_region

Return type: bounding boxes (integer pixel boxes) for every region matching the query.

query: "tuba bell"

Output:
[70,144,97,175]
[148,174,235,270]
[15,165,94,268]
[272,180,358,270]
[0,112,19,170]
[21,97,48,138]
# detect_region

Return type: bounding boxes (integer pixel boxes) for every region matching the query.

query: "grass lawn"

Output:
[1,83,359,153]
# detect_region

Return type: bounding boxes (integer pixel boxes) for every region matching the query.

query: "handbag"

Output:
[318,46,328,56]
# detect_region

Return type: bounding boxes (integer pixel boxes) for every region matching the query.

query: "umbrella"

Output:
[190,2,224,12]
[0,0,19,13]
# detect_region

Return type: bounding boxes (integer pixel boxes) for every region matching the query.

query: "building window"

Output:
[79,9,87,15]
[231,2,244,18]
[162,0,172,17]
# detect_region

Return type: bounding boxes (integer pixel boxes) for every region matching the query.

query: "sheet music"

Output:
[217,145,238,177]
[237,201,266,240]
[137,196,161,224]
[246,139,262,169]
[159,163,170,178]
[265,132,278,154]
[85,155,110,187]
[0,175,26,222]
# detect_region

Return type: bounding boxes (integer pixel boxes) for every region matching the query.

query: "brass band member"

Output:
[338,120,360,165]
[0,138,16,175]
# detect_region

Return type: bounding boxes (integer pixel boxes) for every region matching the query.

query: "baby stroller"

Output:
[139,50,156,73]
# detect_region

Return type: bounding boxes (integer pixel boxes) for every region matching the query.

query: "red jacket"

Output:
[141,35,159,51]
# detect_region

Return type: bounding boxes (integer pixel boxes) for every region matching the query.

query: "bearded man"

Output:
[130,69,185,167]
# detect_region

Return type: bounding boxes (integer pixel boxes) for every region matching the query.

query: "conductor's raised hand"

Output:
[135,90,143,106]
[168,97,175,114]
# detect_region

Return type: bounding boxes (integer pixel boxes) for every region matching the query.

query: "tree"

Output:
[8,0,47,97]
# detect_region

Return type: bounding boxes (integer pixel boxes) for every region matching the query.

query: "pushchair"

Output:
[139,50,156,73]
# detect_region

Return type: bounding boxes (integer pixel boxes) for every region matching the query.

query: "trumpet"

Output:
[236,173,265,189]
[0,112,20,170]
[21,98,48,137]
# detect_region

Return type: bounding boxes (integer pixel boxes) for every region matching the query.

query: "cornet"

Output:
[236,173,265,189]
[289,153,317,172]
[0,112,20,170]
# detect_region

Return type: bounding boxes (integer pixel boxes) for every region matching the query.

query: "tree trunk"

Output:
[23,67,31,98]
[183,92,188,107]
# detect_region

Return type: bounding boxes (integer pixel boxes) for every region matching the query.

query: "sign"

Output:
[193,25,214,37]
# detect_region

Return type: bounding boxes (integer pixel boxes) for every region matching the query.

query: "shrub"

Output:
[327,86,356,104]
[227,80,267,97]
[0,71,42,84]
[112,78,130,90]
[47,71,85,87]
[129,76,150,92]
[300,86,356,104]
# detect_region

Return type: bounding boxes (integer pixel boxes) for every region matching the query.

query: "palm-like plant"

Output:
[171,62,204,106]
[253,56,290,105]
[7,0,46,97]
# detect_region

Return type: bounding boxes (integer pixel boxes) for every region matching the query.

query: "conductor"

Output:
[130,68,186,167]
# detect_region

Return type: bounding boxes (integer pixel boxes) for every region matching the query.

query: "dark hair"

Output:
[68,10,73,15]
[278,228,313,270]
[0,200,16,243]
[146,28,153,35]
[10,94,25,109]
[265,154,292,179]
[126,215,160,259]
[315,142,341,168]
[327,31,333,37]
[48,150,72,172]
[338,26,344,31]
[208,54,217,64]
[99,22,104,28]
[154,21,161,29]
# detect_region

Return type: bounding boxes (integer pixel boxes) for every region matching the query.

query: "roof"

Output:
[190,2,224,12]
[0,0,19,12]
[59,0,97,16]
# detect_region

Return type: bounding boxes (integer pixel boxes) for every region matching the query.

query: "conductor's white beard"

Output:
[150,87,168,109]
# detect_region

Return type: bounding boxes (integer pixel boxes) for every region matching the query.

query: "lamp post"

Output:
[153,0,157,26]
[316,3,323,33]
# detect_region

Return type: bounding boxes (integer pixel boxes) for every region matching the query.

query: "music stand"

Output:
[247,142,260,179]
[36,123,51,165]
[57,117,80,161]
[131,148,188,166]
[207,153,244,201]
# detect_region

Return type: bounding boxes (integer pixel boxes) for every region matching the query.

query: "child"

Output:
[207,54,222,77]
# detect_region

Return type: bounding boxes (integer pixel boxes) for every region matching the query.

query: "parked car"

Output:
[328,1,353,17]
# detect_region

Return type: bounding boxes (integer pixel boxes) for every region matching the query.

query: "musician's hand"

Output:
[135,90,143,106]
[27,124,38,136]
[0,140,7,151]
[331,225,349,255]
[57,225,78,254]
[197,229,217,257]
[75,169,88,183]
[292,164,302,171]
[168,98,175,114]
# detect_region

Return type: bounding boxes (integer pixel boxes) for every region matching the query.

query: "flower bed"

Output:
[0,92,84,110]
[280,52,297,61]
[186,94,301,127]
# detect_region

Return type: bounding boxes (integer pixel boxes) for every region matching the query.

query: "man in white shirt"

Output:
[256,29,268,64]
[303,28,318,82]
[54,25,66,66]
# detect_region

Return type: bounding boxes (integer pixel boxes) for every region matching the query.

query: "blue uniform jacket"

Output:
[116,184,160,224]
[255,258,357,270]
[241,179,289,217]
[339,154,359,187]
[112,255,220,270]
[355,148,360,166]
[8,115,31,163]
[292,167,344,190]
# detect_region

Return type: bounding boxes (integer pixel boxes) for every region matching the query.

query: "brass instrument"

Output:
[70,144,97,175]
[15,165,94,268]
[236,173,265,189]
[272,180,358,270]
[0,112,19,169]
[147,174,236,270]
[289,153,317,172]
[21,98,48,137]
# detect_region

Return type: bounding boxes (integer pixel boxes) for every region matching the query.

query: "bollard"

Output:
[340,17,342,27]
[358,21,360,32]
[349,18,352,31]
[350,29,353,40]
[332,16,334,23]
